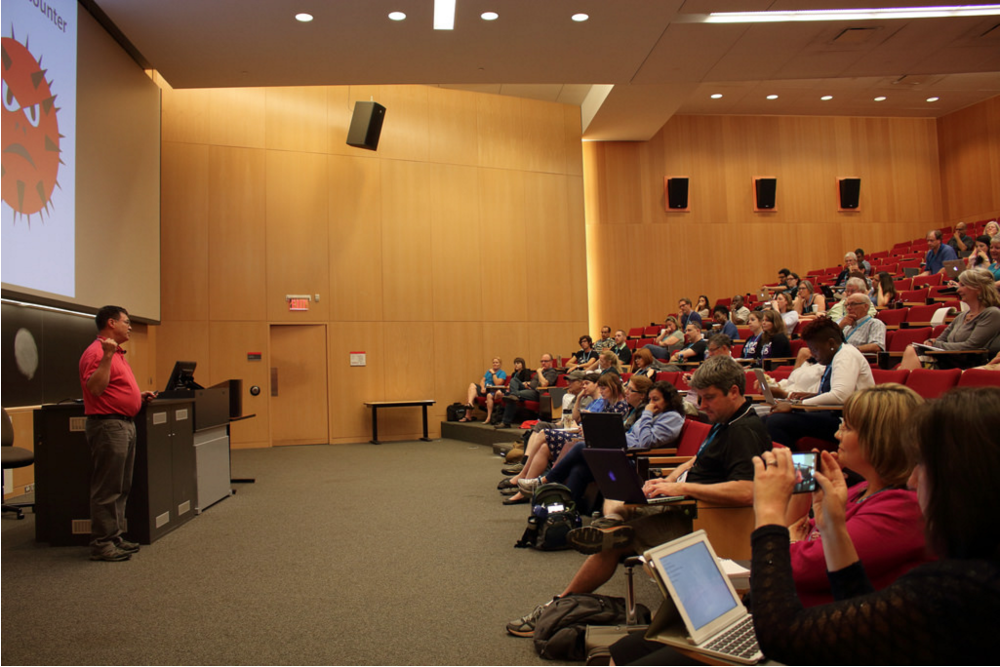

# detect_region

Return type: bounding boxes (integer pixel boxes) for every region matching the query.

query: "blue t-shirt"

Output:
[484,368,507,386]
[924,244,958,275]
[720,320,739,340]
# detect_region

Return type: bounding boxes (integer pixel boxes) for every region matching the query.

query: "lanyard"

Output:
[696,423,723,457]
[844,316,870,342]
[819,345,841,393]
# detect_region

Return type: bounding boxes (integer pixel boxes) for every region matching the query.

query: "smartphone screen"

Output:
[792,452,818,494]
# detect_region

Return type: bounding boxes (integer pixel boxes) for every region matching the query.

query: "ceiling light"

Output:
[927,96,940,102]
[481,11,499,21]
[388,11,406,21]
[572,13,590,22]
[295,13,313,22]
[766,94,779,100]
[710,93,723,99]
[706,4,1000,23]
[874,96,887,102]
[435,0,456,29]
[821,95,833,101]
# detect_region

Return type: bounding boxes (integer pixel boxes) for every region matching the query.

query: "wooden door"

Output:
[269,325,329,446]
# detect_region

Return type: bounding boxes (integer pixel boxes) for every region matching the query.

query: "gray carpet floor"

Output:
[1,438,661,666]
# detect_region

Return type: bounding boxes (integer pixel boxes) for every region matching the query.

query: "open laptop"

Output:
[581,448,684,505]
[643,530,764,664]
[580,412,628,449]
[942,259,964,282]
[752,368,801,407]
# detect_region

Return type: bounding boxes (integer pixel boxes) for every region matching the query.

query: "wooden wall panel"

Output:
[522,98,567,175]
[433,322,485,419]
[564,106,584,176]
[477,168,528,322]
[208,146,267,321]
[482,323,530,378]
[938,96,1000,223]
[376,85,430,163]
[379,322,436,437]
[125,324,156,393]
[208,322,270,448]
[209,87,266,149]
[160,86,211,145]
[428,87,479,167]
[327,321,385,444]
[328,155,384,322]
[265,150,331,321]
[154,321,211,393]
[380,160,433,321]
[525,173,586,323]
[431,164,482,322]
[478,94,526,171]
[160,142,209,321]
[265,87,330,154]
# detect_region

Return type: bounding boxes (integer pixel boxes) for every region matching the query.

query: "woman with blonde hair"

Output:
[793,279,826,316]
[901,268,1000,370]
[597,349,622,376]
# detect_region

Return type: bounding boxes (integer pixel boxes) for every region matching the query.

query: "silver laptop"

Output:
[643,530,763,664]
[752,368,801,407]
[942,259,964,281]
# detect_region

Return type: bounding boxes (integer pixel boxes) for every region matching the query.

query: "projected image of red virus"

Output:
[2,34,62,223]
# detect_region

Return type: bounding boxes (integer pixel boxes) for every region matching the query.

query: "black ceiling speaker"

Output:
[346,101,386,151]
[838,178,861,210]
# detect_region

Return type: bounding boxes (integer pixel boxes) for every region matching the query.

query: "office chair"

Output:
[2,408,35,519]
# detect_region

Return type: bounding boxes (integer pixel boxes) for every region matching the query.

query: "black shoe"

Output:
[90,547,132,562]
[495,423,511,430]
[115,539,140,554]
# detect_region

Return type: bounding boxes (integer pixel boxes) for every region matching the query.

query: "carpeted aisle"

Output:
[1,439,661,665]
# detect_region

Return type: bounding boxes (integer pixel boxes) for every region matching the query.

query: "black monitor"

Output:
[164,361,202,392]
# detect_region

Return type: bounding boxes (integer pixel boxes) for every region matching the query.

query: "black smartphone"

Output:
[792,452,818,494]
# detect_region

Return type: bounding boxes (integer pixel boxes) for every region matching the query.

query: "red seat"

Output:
[905,303,944,323]
[655,371,681,386]
[790,339,808,357]
[958,369,1000,388]
[899,288,928,304]
[556,374,569,387]
[736,327,752,341]
[872,368,909,385]
[628,327,644,339]
[625,339,638,350]
[912,274,942,288]
[715,297,732,308]
[905,368,962,399]
[637,338,655,348]
[644,325,661,338]
[676,419,712,457]
[877,308,908,327]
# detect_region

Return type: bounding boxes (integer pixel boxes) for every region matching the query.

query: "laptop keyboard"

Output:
[703,615,762,662]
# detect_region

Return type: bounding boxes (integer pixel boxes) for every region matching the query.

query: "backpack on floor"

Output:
[533,593,650,661]
[513,483,580,551]
[446,403,467,421]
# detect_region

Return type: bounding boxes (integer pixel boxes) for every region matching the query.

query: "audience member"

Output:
[839,293,886,353]
[793,280,826,316]
[772,290,799,335]
[919,229,958,276]
[965,235,992,271]
[596,349,622,376]
[767,316,874,448]
[855,248,871,276]
[663,323,708,370]
[986,220,1000,238]
[676,297,702,329]
[759,309,793,361]
[643,316,683,360]
[496,353,558,429]
[730,294,751,325]
[695,295,711,320]
[505,357,771,638]
[749,387,1000,664]
[900,268,1000,370]
[989,236,1000,286]
[947,221,974,255]
[827,277,877,323]
[712,305,739,339]
[486,357,530,425]
[629,348,657,382]
[566,335,598,371]
[592,326,614,354]
[608,383,933,665]
[785,272,800,292]
[609,329,632,366]
[834,251,861,287]
[874,271,900,308]
[741,312,765,365]
[462,356,506,422]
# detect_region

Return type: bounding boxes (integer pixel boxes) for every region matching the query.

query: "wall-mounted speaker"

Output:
[754,177,777,211]
[665,177,690,211]
[346,101,386,151]
[838,178,861,211]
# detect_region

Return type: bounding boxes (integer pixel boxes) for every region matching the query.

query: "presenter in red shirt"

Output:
[79,306,156,561]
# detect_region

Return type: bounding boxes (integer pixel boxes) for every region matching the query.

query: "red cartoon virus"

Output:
[2,34,62,223]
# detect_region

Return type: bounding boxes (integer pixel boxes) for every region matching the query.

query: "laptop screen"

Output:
[656,540,738,631]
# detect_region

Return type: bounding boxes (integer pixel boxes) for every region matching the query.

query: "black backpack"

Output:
[533,593,650,660]
[513,483,580,551]
[446,402,468,421]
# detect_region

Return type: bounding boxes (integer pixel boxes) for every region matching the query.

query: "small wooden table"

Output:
[363,400,435,444]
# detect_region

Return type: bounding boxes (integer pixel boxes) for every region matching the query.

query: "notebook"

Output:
[580,411,628,449]
[581,448,685,505]
[643,530,764,664]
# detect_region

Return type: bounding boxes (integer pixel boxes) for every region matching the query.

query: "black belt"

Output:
[87,414,133,422]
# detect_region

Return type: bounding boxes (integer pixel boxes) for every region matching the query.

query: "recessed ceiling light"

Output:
[927,96,940,102]
[766,94,779,100]
[481,11,499,21]
[295,13,313,22]
[572,13,589,22]
[710,93,723,99]
[435,0,456,29]
[388,11,406,21]
[821,95,833,101]
[706,5,1000,23]
[874,96,887,102]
